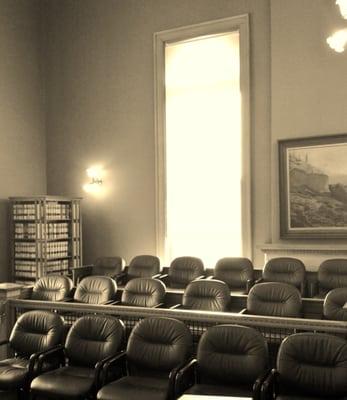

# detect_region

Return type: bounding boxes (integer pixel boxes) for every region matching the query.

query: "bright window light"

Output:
[165,32,242,267]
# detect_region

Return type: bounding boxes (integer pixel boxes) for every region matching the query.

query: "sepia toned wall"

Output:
[0,0,46,281]
[44,0,271,268]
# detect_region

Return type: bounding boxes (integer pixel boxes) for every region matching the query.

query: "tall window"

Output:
[155,16,250,267]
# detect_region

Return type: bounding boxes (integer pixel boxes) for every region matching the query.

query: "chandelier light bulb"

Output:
[337,0,347,19]
[327,29,347,52]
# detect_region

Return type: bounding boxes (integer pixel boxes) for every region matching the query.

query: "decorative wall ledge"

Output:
[258,243,347,271]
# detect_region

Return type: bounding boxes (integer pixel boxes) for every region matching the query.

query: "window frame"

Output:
[154,14,251,264]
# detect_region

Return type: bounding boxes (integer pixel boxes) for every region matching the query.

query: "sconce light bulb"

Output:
[337,0,347,19]
[327,29,347,52]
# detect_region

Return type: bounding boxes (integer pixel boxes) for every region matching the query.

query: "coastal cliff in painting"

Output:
[289,149,347,228]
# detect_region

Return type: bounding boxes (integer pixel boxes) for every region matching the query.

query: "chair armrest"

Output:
[308,280,318,297]
[99,299,117,305]
[261,368,278,400]
[71,264,94,284]
[246,278,255,293]
[153,303,165,308]
[152,273,162,279]
[253,368,272,400]
[300,280,306,297]
[158,273,169,285]
[239,308,248,314]
[174,358,197,397]
[205,275,214,280]
[32,345,65,376]
[170,304,183,309]
[195,275,205,281]
[114,271,128,285]
[95,351,124,391]
[0,339,9,347]
[169,357,196,399]
[101,351,127,386]
[255,277,263,284]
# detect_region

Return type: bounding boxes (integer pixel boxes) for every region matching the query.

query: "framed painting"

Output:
[279,134,347,238]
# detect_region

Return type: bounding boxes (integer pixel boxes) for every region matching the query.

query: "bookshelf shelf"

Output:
[9,196,82,284]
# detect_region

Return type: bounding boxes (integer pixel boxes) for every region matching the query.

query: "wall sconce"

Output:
[327,29,347,52]
[83,166,104,193]
[337,0,347,19]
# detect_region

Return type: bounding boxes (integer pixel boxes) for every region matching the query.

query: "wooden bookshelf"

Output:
[9,196,82,284]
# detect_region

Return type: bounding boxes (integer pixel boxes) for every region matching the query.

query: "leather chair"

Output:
[30,315,125,400]
[213,257,254,294]
[117,255,161,286]
[259,257,306,296]
[323,287,347,321]
[97,317,193,400]
[31,275,73,301]
[71,256,125,284]
[245,282,302,318]
[262,332,347,399]
[0,310,64,398]
[174,279,230,312]
[118,278,166,307]
[311,259,347,298]
[176,324,269,399]
[160,257,204,289]
[73,275,117,304]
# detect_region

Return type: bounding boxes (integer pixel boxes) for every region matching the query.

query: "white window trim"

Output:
[154,14,251,263]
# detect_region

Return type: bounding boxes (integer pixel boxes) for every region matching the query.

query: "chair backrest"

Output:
[182,279,230,311]
[214,257,253,290]
[121,278,166,307]
[127,255,160,280]
[318,259,347,291]
[168,256,204,288]
[32,275,73,301]
[93,256,124,276]
[197,324,268,386]
[10,310,64,358]
[263,257,305,289]
[277,333,347,397]
[323,288,347,321]
[247,282,302,317]
[74,276,117,304]
[65,315,124,367]
[126,317,192,378]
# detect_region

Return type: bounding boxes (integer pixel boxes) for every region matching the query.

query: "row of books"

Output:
[14,222,70,240]
[14,259,69,278]
[12,202,75,220]
[15,242,69,259]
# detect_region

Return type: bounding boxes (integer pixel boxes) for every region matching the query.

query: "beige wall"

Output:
[271,0,347,245]
[0,0,46,281]
[44,0,271,268]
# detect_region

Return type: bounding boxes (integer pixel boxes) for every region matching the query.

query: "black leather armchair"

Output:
[310,259,347,298]
[244,282,302,318]
[0,310,64,398]
[160,257,204,289]
[116,278,166,308]
[116,255,161,286]
[31,275,73,301]
[30,315,125,400]
[72,275,117,304]
[258,257,306,296]
[71,256,125,284]
[323,287,347,321]
[262,332,347,399]
[176,324,269,399]
[172,279,230,312]
[97,317,193,400]
[212,257,254,294]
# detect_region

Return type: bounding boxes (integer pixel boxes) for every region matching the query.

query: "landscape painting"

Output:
[279,134,347,238]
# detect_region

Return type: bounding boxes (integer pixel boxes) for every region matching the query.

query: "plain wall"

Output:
[44,0,271,268]
[271,0,347,244]
[0,0,46,281]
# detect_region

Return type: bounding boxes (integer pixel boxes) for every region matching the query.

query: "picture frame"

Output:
[279,133,347,239]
